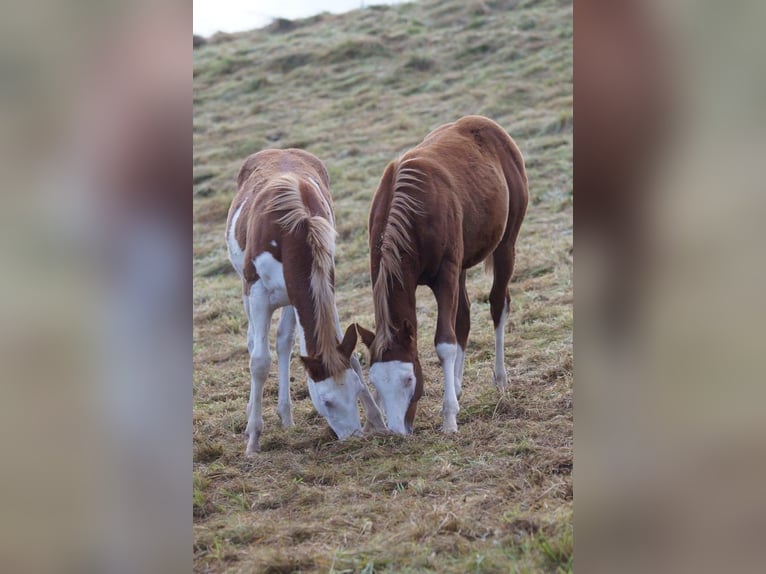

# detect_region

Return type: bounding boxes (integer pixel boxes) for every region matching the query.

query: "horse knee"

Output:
[436,342,458,365]
[250,352,270,380]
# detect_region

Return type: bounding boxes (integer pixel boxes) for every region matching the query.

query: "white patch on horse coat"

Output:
[227,200,247,276]
[368,360,416,434]
[253,251,289,307]
[270,239,277,248]
[294,309,308,356]
[436,343,460,432]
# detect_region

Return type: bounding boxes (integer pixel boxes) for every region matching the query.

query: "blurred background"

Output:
[0,1,190,573]
[1,0,765,572]
[575,0,766,572]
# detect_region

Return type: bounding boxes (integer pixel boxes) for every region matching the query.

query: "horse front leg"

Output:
[433,263,461,433]
[489,245,515,390]
[334,312,385,432]
[275,306,296,427]
[350,353,386,432]
[245,283,275,456]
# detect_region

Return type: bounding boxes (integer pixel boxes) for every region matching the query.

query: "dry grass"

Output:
[194,0,572,571]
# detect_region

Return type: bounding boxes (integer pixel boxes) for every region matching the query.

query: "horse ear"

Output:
[337,324,357,359]
[356,323,375,350]
[400,319,415,345]
[300,355,323,379]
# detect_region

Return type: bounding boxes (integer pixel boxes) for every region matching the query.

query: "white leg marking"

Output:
[243,293,254,417]
[276,306,296,427]
[436,343,460,433]
[454,345,465,400]
[494,300,509,389]
[226,201,246,277]
[245,282,275,456]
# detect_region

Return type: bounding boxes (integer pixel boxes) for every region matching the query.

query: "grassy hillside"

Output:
[193,0,572,572]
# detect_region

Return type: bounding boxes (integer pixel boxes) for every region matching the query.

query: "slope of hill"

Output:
[194,0,572,571]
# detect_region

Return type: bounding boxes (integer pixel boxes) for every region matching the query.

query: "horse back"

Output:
[402,116,527,269]
[227,149,333,284]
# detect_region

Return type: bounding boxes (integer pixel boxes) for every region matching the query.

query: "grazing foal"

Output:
[226,149,384,455]
[358,116,528,434]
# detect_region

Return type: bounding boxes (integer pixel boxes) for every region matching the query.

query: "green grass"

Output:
[194,0,571,572]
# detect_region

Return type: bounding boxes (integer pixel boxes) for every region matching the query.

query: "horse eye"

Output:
[324,400,334,409]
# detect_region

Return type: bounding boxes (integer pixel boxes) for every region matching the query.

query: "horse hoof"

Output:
[280,416,294,428]
[493,370,508,390]
[441,418,458,433]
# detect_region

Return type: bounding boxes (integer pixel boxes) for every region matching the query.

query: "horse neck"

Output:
[282,234,344,374]
[293,289,339,357]
[374,260,419,352]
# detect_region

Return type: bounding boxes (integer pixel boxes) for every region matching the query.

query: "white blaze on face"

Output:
[307,369,363,440]
[368,361,416,435]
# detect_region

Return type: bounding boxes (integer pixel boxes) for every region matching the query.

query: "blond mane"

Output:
[264,174,345,376]
[371,160,425,359]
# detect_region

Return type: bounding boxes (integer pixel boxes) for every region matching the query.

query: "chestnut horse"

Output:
[357,116,528,434]
[226,149,384,455]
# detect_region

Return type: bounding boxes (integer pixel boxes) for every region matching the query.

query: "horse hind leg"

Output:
[243,290,255,417]
[454,270,471,400]
[488,244,516,390]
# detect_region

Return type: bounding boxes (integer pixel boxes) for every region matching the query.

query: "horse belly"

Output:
[253,251,290,307]
[461,190,508,268]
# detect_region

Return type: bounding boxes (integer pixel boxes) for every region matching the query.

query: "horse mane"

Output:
[371,159,425,359]
[263,174,345,377]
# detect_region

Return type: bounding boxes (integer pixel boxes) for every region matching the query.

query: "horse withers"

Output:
[226,148,385,456]
[357,116,528,434]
